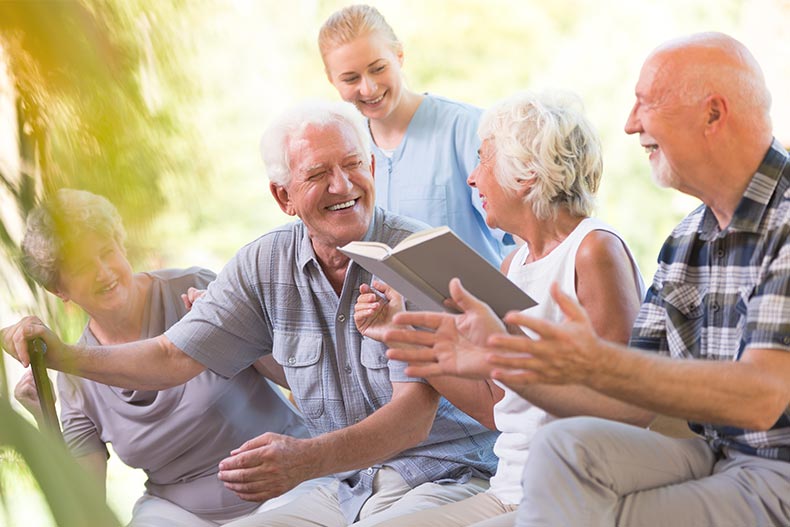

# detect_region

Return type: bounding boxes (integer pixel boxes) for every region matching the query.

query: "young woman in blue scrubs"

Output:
[318,4,513,266]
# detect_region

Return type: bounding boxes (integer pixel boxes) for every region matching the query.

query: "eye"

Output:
[343,160,363,170]
[371,65,386,74]
[307,170,328,181]
[341,75,359,85]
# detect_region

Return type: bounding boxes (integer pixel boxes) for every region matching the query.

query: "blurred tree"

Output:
[0,1,204,525]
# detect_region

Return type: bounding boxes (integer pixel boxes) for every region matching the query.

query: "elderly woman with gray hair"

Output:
[355,91,653,527]
[13,189,321,527]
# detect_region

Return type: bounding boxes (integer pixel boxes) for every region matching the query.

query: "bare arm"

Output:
[492,231,653,426]
[488,284,790,430]
[2,316,204,390]
[216,381,440,501]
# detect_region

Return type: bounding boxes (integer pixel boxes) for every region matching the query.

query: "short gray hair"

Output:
[22,188,126,290]
[260,100,370,186]
[478,91,602,220]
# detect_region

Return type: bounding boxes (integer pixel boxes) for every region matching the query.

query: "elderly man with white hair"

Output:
[2,100,497,527]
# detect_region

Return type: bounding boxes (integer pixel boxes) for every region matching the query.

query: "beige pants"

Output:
[371,492,518,527]
[128,476,332,527]
[223,466,490,527]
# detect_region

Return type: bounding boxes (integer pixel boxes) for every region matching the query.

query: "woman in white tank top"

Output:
[356,91,653,527]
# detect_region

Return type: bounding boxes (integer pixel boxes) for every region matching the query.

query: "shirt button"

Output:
[366,468,374,475]
[287,356,296,365]
[338,314,346,323]
[783,336,790,345]
[711,302,720,312]
[345,364,352,374]
[716,248,725,259]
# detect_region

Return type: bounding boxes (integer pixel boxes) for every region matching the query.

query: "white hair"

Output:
[478,91,603,220]
[260,100,370,186]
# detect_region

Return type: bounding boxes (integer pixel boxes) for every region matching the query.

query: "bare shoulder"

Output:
[576,229,630,268]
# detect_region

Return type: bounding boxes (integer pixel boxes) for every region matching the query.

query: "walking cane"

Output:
[29,337,63,440]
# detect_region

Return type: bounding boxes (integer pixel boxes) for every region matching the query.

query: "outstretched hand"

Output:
[385,278,507,379]
[487,282,602,388]
[218,432,318,502]
[354,281,405,342]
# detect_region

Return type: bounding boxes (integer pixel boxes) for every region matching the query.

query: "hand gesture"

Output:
[385,278,507,379]
[353,281,405,342]
[218,433,317,502]
[487,282,602,388]
[180,287,206,310]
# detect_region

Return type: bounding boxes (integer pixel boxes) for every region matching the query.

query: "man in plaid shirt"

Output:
[475,33,790,526]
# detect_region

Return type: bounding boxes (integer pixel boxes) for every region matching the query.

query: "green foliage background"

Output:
[0,0,788,525]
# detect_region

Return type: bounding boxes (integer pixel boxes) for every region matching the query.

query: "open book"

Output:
[339,226,537,318]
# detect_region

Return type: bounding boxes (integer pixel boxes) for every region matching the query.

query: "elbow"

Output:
[747,398,788,432]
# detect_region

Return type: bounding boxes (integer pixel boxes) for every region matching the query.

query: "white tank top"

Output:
[488,217,644,504]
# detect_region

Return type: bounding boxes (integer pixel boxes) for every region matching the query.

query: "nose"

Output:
[328,166,353,194]
[624,101,641,135]
[467,165,479,188]
[360,75,377,97]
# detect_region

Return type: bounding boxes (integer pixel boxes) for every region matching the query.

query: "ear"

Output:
[50,286,70,303]
[270,182,296,216]
[515,176,534,199]
[369,154,376,181]
[397,49,404,67]
[704,94,728,135]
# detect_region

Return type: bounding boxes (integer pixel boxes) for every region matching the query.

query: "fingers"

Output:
[3,316,50,367]
[383,327,437,348]
[449,278,485,312]
[229,432,275,457]
[386,346,436,363]
[392,311,445,330]
[549,282,590,325]
[501,311,563,342]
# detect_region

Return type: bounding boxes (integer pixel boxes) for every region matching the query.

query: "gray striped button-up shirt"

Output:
[166,207,498,521]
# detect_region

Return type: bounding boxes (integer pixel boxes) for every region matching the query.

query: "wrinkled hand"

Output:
[1,316,65,368]
[218,433,318,502]
[353,281,405,342]
[487,282,602,388]
[180,287,206,310]
[386,279,507,379]
[14,370,48,421]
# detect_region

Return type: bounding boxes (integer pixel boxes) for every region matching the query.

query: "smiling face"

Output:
[624,52,708,191]
[467,139,524,232]
[323,34,405,122]
[53,231,135,316]
[272,122,376,252]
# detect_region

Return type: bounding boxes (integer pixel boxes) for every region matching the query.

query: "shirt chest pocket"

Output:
[659,282,705,358]
[359,338,393,407]
[397,184,449,228]
[272,330,324,419]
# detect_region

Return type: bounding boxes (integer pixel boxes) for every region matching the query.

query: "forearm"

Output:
[590,342,787,430]
[53,336,202,390]
[306,383,439,477]
[505,381,654,427]
[428,376,501,430]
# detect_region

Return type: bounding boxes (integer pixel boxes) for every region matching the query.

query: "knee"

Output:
[530,417,603,460]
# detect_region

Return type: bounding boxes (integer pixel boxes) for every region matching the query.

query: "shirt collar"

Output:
[700,138,789,237]
[295,208,384,271]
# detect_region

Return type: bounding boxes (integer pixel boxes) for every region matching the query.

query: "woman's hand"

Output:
[354,281,406,342]
[14,369,48,422]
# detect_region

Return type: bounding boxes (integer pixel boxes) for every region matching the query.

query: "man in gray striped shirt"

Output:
[478,33,789,527]
[3,100,497,526]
